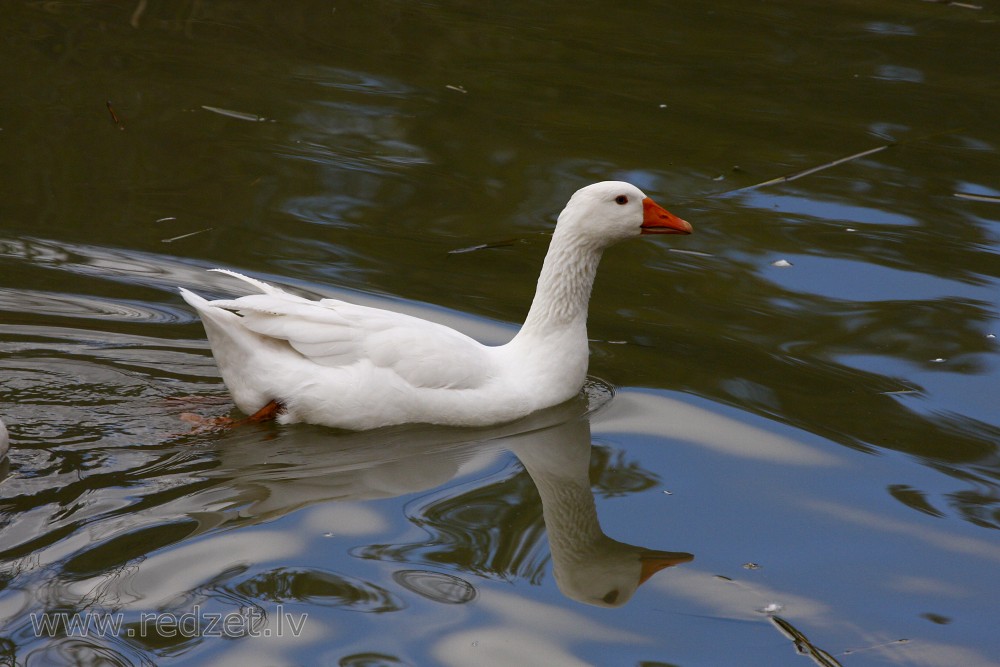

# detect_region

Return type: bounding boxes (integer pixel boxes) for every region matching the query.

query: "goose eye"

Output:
[614,195,628,205]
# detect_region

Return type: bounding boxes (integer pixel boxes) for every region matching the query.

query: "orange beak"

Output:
[638,550,695,585]
[641,197,692,235]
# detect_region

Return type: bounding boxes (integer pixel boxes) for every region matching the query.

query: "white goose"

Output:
[0,417,8,460]
[179,181,691,430]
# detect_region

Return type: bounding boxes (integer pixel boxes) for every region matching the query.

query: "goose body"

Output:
[180,181,691,430]
[0,417,8,459]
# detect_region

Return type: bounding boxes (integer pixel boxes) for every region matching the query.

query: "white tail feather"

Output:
[208,268,286,295]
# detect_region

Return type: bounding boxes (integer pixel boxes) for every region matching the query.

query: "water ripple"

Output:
[0,288,185,323]
[235,567,403,613]
[392,569,477,604]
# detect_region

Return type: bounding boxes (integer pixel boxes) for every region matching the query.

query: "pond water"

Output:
[1,1,999,665]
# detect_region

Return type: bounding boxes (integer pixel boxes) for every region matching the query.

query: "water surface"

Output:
[1,2,999,665]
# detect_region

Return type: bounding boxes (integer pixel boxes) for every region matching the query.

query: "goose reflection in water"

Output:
[197,382,692,608]
[509,416,692,607]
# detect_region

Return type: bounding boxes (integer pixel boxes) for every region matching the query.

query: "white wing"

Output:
[205,270,493,390]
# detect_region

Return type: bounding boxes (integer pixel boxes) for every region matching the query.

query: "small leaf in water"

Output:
[106,100,124,130]
[920,612,951,625]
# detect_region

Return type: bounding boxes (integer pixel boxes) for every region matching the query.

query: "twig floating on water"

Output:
[130,0,147,28]
[954,191,1000,204]
[716,145,891,198]
[703,128,963,201]
[668,248,714,257]
[155,216,177,223]
[448,239,517,254]
[162,228,213,243]
[839,638,910,656]
[201,105,267,122]
[106,100,124,130]
[922,0,982,8]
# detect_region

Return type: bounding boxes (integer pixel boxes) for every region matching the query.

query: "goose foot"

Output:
[246,400,284,423]
[180,399,285,431]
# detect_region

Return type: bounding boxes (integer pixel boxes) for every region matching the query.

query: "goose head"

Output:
[553,541,694,607]
[556,181,692,248]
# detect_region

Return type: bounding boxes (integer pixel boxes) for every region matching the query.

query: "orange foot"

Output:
[180,400,285,431]
[245,400,284,423]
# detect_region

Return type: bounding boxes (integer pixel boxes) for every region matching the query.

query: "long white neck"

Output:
[498,219,604,407]
[515,225,604,341]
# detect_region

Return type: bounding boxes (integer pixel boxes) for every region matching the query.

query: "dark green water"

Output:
[1,1,999,665]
